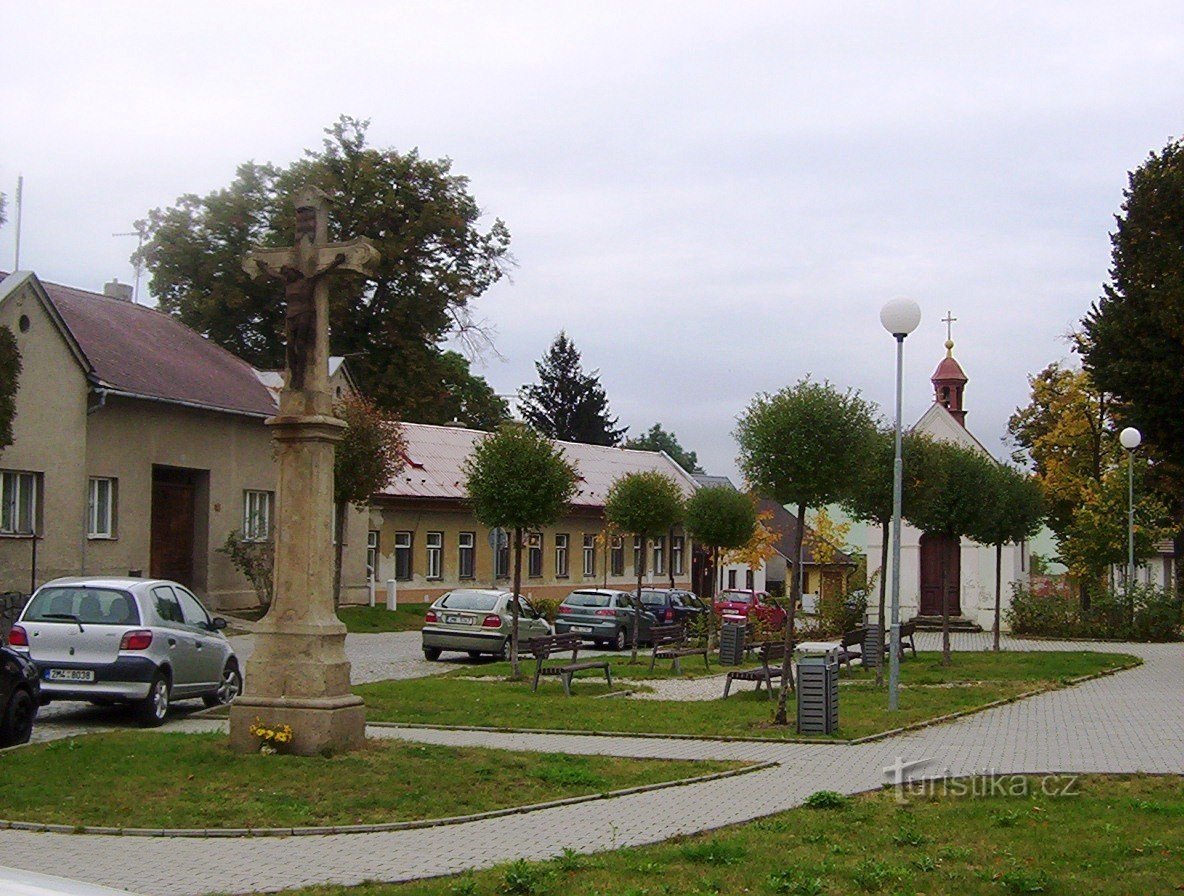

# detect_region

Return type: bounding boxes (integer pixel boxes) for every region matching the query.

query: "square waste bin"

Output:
[719,615,747,665]
[795,644,840,734]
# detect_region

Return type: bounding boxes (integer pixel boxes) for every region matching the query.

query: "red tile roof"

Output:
[34,277,276,417]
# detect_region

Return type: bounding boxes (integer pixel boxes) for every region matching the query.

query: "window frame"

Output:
[87,476,117,539]
[394,530,413,581]
[242,489,274,542]
[0,470,38,536]
[426,531,443,580]
[610,535,625,577]
[554,533,569,578]
[458,531,476,580]
[652,535,665,576]
[672,535,685,575]
[527,531,543,578]
[633,535,643,574]
[582,533,596,578]
[366,530,380,582]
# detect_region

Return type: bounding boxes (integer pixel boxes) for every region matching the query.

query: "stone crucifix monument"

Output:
[228,186,380,755]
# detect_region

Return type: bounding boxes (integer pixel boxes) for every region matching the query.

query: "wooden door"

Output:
[151,474,196,587]
[919,533,961,616]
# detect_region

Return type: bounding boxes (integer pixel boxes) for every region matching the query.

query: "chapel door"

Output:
[919,533,961,616]
[150,468,197,588]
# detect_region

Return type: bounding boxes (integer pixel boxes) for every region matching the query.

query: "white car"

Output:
[1,866,147,896]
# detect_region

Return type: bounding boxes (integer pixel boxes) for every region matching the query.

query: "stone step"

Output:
[909,615,984,633]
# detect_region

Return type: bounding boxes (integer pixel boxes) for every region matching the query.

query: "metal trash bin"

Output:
[862,623,883,670]
[795,644,840,734]
[719,615,747,665]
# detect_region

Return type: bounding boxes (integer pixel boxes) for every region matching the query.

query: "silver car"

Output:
[421,589,553,660]
[8,577,241,726]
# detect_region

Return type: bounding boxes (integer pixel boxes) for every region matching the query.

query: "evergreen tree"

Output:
[0,325,20,451]
[518,332,626,445]
[624,423,702,473]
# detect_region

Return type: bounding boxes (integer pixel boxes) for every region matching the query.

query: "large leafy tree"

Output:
[519,332,626,446]
[624,424,702,473]
[0,325,20,451]
[604,471,686,661]
[685,486,758,602]
[1081,137,1184,586]
[463,423,577,677]
[333,394,406,606]
[137,116,512,426]
[735,378,878,723]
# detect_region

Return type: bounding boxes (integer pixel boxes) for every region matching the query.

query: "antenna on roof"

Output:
[112,221,149,304]
[13,175,23,269]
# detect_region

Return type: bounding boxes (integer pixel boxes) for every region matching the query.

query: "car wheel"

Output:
[203,660,242,708]
[135,672,170,728]
[423,646,442,661]
[496,639,510,661]
[0,687,35,747]
[614,628,627,651]
[467,650,483,660]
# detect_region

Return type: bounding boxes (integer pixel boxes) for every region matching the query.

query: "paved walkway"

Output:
[2,634,1181,895]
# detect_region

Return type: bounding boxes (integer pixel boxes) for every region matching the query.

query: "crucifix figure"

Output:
[243,187,379,397]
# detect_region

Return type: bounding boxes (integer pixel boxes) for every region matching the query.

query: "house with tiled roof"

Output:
[0,271,368,608]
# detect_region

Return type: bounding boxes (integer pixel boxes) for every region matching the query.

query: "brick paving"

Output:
[2,633,1181,895]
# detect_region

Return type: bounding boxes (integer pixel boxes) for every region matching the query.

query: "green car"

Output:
[421,589,553,661]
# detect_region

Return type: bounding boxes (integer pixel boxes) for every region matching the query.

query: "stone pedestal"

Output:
[229,414,365,756]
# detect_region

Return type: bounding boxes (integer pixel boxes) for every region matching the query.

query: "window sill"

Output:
[0,533,37,539]
[87,535,118,541]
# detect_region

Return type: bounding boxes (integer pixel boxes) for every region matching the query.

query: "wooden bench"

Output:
[722,641,789,700]
[838,627,865,670]
[897,619,918,658]
[648,623,710,674]
[527,633,612,696]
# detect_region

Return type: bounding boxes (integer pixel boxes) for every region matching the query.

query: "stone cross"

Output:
[229,187,379,756]
[242,187,379,412]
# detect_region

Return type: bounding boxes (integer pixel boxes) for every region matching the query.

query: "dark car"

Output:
[1,642,39,747]
[637,588,708,626]
[555,589,658,650]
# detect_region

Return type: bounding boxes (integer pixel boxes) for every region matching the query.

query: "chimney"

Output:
[103,278,133,302]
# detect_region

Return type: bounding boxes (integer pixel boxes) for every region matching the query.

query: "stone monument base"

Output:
[229,694,366,756]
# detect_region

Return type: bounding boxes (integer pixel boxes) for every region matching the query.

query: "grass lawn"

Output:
[0,732,738,830]
[276,774,1184,896]
[337,604,432,633]
[358,651,1137,741]
[462,653,751,681]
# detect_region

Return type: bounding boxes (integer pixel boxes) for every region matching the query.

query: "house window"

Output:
[746,569,755,590]
[528,532,543,578]
[653,536,665,576]
[88,477,116,538]
[672,536,685,575]
[394,531,413,580]
[633,536,643,574]
[243,490,273,541]
[366,530,379,581]
[555,533,569,578]
[426,531,443,579]
[495,538,510,579]
[0,470,38,535]
[582,534,596,577]
[727,568,737,589]
[610,536,624,577]
[459,531,476,579]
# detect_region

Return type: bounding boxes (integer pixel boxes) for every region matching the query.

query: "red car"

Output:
[713,589,787,630]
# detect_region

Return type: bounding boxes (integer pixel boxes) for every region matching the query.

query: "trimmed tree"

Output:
[0,325,20,451]
[966,464,1046,650]
[463,423,577,678]
[333,394,405,607]
[604,471,686,662]
[685,486,759,644]
[735,378,878,724]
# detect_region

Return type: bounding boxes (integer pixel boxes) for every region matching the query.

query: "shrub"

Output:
[804,790,849,810]
[217,530,274,608]
[1006,582,1181,642]
[531,597,560,623]
[500,859,549,896]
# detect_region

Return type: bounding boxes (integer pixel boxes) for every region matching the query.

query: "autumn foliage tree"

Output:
[333,394,405,606]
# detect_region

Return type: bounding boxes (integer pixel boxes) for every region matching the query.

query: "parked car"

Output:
[713,589,787,630]
[8,577,240,727]
[555,589,658,650]
[1,642,39,747]
[421,589,553,660]
[637,588,708,626]
[0,865,148,896]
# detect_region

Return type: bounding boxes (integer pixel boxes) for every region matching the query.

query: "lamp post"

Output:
[1119,427,1141,595]
[880,298,921,712]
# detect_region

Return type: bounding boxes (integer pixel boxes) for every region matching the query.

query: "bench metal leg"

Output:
[723,676,733,698]
[649,651,657,671]
[532,668,541,692]
[605,665,612,689]
[672,656,682,675]
[766,678,775,700]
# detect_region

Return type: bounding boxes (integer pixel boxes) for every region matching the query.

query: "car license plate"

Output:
[571,625,593,633]
[47,668,95,682]
[444,614,474,625]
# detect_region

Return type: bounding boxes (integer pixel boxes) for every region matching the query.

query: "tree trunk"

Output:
[940,531,951,666]
[510,526,523,680]
[993,542,1002,651]
[774,502,805,726]
[631,535,644,663]
[332,499,347,609]
[706,545,717,648]
[876,518,889,687]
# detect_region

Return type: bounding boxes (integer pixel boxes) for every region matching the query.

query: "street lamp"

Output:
[880,297,921,712]
[1119,426,1141,594]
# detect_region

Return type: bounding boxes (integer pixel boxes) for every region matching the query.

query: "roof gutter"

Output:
[86,383,272,420]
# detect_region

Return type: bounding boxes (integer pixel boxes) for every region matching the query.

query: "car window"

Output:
[22,587,141,626]
[175,588,211,628]
[721,592,754,604]
[438,591,500,611]
[151,586,185,624]
[639,591,666,606]
[565,591,611,607]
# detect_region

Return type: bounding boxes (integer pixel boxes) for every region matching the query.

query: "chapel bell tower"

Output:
[931,312,968,427]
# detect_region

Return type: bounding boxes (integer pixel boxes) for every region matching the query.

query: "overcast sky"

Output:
[4,2,1182,479]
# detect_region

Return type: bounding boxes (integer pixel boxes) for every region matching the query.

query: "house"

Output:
[0,271,369,608]
[757,498,856,605]
[866,333,1029,630]
[370,423,699,604]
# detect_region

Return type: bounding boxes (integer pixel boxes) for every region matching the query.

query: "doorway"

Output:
[150,466,207,589]
[919,532,961,616]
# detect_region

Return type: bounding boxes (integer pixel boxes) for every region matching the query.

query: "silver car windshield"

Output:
[24,587,141,626]
[438,591,501,611]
